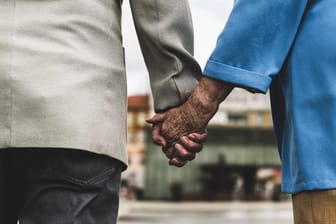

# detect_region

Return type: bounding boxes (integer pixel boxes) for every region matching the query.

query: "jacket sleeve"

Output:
[203,0,308,93]
[129,0,202,112]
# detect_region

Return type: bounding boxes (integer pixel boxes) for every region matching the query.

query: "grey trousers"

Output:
[0,148,123,224]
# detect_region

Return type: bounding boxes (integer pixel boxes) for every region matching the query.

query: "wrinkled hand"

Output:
[160,100,211,146]
[147,113,208,167]
[159,77,233,150]
[147,77,234,167]
[147,90,216,167]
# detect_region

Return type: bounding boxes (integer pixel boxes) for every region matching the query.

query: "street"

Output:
[118,201,293,224]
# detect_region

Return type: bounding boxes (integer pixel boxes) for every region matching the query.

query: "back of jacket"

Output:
[0,0,201,165]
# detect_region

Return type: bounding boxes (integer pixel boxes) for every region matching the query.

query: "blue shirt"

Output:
[204,0,336,193]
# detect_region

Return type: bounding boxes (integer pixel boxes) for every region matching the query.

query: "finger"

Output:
[163,147,175,159]
[152,124,167,147]
[188,130,208,143]
[174,143,196,161]
[146,113,166,124]
[169,157,187,167]
[180,136,203,153]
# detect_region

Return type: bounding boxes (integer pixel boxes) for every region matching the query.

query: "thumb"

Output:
[146,113,166,124]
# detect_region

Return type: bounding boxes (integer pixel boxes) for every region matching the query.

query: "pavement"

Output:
[118,200,294,224]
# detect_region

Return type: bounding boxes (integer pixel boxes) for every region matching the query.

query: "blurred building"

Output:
[122,95,150,200]
[210,89,273,128]
[127,95,150,143]
[144,126,281,201]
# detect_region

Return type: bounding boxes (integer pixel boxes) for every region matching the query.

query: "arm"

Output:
[129,0,202,112]
[129,0,206,166]
[204,0,308,92]
[159,0,309,166]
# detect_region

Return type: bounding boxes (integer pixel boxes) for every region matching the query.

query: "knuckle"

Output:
[152,136,157,143]
[165,150,175,158]
[179,150,189,158]
[170,158,186,167]
[190,142,199,149]
[189,144,201,152]
[187,154,196,161]
[152,137,160,145]
[194,145,203,152]
[175,162,185,167]
[165,153,173,159]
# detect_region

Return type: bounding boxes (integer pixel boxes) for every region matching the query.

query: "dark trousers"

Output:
[0,148,123,224]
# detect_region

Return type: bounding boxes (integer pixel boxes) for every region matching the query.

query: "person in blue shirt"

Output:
[148,0,336,222]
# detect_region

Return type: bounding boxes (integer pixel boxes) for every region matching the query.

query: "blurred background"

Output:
[119,1,293,223]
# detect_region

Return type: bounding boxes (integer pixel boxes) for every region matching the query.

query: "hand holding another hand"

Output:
[147,77,233,167]
[147,112,208,167]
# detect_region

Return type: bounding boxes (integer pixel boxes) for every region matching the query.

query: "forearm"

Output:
[130,0,202,112]
[186,76,234,122]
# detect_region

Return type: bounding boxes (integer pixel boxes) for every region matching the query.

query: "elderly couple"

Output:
[0,0,335,223]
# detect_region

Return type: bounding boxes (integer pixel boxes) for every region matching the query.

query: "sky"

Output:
[122,0,234,96]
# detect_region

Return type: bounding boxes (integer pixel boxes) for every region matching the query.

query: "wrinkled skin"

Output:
[148,77,234,167]
[147,113,208,167]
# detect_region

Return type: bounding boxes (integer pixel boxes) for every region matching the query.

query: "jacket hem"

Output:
[0,144,128,171]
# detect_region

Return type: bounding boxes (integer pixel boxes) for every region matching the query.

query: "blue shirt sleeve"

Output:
[204,0,308,93]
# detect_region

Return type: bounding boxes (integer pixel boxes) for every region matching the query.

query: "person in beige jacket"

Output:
[0,0,205,223]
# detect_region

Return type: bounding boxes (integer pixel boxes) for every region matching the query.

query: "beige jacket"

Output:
[0,0,201,165]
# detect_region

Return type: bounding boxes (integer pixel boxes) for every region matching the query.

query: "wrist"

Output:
[199,76,234,103]
[188,77,233,118]
[186,88,219,123]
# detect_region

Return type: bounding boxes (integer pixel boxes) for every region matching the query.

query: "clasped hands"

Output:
[147,77,223,167]
[147,77,233,167]
[147,106,208,167]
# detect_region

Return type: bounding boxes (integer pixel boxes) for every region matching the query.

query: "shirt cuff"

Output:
[204,60,272,93]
